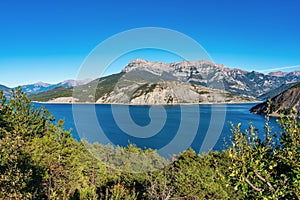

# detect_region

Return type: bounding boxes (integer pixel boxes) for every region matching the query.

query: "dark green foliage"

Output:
[1,88,51,139]
[0,88,49,199]
[28,86,73,102]
[293,82,300,88]
[1,88,299,199]
[130,83,159,100]
[95,72,125,101]
[29,72,125,102]
[0,135,45,199]
[228,103,300,199]
[146,149,241,200]
[84,142,168,173]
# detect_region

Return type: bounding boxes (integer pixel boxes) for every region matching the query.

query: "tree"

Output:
[0,88,46,199]
[227,103,300,199]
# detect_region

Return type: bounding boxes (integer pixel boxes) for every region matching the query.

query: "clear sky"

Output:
[1,0,300,87]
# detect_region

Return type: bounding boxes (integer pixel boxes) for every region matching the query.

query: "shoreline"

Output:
[32,100,262,106]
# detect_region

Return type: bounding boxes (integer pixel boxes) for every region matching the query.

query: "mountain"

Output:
[21,82,54,94]
[29,73,123,102]
[268,71,289,77]
[29,59,300,104]
[20,79,91,95]
[122,59,300,98]
[29,66,255,104]
[28,86,74,102]
[0,84,11,97]
[250,83,300,116]
[96,80,254,104]
[59,79,92,87]
[257,82,299,100]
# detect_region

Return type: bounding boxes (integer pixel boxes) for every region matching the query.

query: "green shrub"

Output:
[227,103,300,199]
[1,88,298,199]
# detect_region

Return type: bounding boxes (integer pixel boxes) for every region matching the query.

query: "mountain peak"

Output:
[123,59,237,75]
[268,71,288,77]
[60,79,92,86]
[33,82,51,87]
[129,58,168,65]
[131,58,149,63]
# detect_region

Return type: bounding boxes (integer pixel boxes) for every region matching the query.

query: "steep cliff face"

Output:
[96,81,254,105]
[250,83,300,116]
[123,59,300,98]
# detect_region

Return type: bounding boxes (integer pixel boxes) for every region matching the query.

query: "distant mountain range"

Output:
[250,83,300,116]
[1,59,300,105]
[0,84,11,97]
[257,82,299,100]
[0,79,91,97]
[20,79,92,94]
[28,72,255,104]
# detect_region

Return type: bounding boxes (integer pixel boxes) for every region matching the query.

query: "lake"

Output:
[35,103,280,157]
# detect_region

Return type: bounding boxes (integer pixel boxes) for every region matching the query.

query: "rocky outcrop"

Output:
[47,97,79,104]
[250,83,300,116]
[96,81,254,105]
[123,59,300,98]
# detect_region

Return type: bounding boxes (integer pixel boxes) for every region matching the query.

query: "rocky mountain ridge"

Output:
[3,59,300,105]
[123,59,300,98]
[21,79,91,94]
[0,80,91,100]
[28,71,256,104]
[257,82,299,100]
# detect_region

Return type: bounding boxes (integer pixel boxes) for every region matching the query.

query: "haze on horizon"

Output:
[1,0,300,87]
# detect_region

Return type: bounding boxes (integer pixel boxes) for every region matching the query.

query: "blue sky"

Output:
[1,0,300,87]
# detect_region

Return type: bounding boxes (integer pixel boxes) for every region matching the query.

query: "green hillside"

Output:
[29,72,125,102]
[257,82,299,100]
[251,82,300,116]
[29,86,73,102]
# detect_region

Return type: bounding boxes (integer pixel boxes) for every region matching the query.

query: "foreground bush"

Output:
[0,88,299,199]
[228,103,300,199]
[0,88,235,199]
[146,149,242,199]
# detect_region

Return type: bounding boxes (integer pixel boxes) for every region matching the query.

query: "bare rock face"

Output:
[250,83,300,116]
[96,81,254,105]
[47,97,79,104]
[123,59,300,98]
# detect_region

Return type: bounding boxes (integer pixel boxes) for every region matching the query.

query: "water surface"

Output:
[37,103,280,155]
